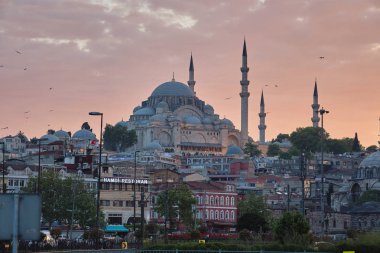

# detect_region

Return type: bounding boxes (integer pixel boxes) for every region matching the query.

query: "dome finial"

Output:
[171,72,175,82]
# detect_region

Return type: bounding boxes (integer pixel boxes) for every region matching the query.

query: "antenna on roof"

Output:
[172,72,175,82]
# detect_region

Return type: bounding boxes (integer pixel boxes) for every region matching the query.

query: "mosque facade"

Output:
[117,41,252,154]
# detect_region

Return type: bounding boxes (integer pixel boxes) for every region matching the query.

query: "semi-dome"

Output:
[116,120,128,127]
[54,130,70,139]
[226,144,244,156]
[156,101,169,113]
[134,107,155,116]
[133,106,142,113]
[151,81,194,97]
[150,114,166,123]
[202,117,213,125]
[360,151,380,168]
[184,115,201,125]
[40,134,60,144]
[145,141,162,151]
[220,118,234,128]
[72,129,96,140]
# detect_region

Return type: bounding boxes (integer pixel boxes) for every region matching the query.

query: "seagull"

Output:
[49,87,53,90]
[0,65,4,68]
[1,127,8,130]
[319,56,325,59]
[16,50,22,54]
[24,67,27,71]
[224,97,232,100]
[265,84,269,87]
[275,85,278,87]
[24,111,30,114]
[49,109,54,112]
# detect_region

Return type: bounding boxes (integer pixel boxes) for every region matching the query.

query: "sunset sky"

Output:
[1,0,379,147]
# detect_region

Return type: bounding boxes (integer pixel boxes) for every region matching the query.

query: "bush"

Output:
[239,229,253,241]
[190,230,200,239]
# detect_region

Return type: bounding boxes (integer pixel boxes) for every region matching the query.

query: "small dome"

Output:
[156,101,169,113]
[184,115,201,125]
[151,81,195,97]
[72,129,96,140]
[40,134,60,144]
[133,106,142,113]
[220,118,234,128]
[226,144,244,156]
[145,141,162,151]
[134,107,155,116]
[204,104,214,115]
[202,117,213,125]
[54,130,70,139]
[150,114,167,123]
[116,120,128,127]
[360,151,380,168]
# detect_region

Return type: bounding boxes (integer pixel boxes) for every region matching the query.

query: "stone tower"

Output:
[258,90,266,144]
[311,80,320,128]
[187,53,196,94]
[240,39,250,145]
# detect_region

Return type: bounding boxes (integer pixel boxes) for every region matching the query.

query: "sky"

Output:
[0,0,379,147]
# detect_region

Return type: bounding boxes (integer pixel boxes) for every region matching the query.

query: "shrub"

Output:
[239,229,253,241]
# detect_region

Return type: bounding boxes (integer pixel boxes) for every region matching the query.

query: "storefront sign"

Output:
[102,177,149,184]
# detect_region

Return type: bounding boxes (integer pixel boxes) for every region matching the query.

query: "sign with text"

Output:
[102,177,149,184]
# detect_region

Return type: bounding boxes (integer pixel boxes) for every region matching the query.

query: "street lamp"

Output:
[133,150,140,232]
[89,111,103,248]
[1,142,6,193]
[37,138,49,193]
[318,107,329,236]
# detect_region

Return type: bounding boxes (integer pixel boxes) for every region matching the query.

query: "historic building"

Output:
[117,41,252,154]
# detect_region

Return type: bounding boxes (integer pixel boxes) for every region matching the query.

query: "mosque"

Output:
[116,40,253,154]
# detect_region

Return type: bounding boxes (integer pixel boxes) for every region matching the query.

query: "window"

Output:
[210,210,214,220]
[231,211,235,220]
[226,197,229,206]
[225,211,229,220]
[101,200,110,206]
[215,211,219,220]
[231,197,235,206]
[206,210,209,219]
[210,196,214,205]
[220,211,224,220]
[113,200,123,207]
[20,180,25,187]
[215,196,219,205]
[220,196,224,205]
[206,195,209,204]
[8,180,13,186]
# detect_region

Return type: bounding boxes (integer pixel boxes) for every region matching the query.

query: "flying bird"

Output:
[16,50,22,54]
[265,84,269,87]
[319,56,325,59]
[275,85,278,87]
[1,127,8,130]
[49,109,54,112]
[49,87,53,90]
[0,65,4,68]
[24,111,30,114]
[24,67,27,71]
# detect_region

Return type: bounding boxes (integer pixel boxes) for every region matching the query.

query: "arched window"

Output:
[231,211,235,220]
[215,196,219,205]
[220,211,224,220]
[225,211,229,220]
[215,211,219,220]
[220,196,224,206]
[206,195,209,204]
[231,197,235,206]
[210,196,214,205]
[197,196,201,204]
[206,210,209,219]
[226,197,230,206]
[210,210,214,220]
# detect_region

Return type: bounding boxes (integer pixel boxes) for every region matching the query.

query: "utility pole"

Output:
[300,153,306,217]
[319,107,329,237]
[140,190,145,249]
[287,184,290,212]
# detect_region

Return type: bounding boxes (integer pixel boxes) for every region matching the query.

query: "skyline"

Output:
[1,0,379,147]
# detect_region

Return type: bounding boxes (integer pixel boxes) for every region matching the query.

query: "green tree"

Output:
[272,133,290,143]
[103,124,137,152]
[289,127,326,156]
[279,152,292,160]
[237,194,271,233]
[352,132,362,152]
[155,185,196,229]
[357,190,380,204]
[243,141,262,157]
[22,171,100,228]
[326,138,350,154]
[267,143,281,157]
[366,145,378,153]
[273,211,310,244]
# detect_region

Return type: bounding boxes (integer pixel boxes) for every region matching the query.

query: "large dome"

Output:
[360,151,380,168]
[151,81,194,97]
[226,144,244,156]
[72,129,96,140]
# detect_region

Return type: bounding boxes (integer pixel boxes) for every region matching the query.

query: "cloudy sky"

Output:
[0,0,379,147]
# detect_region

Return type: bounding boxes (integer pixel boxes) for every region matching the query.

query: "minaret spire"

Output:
[311,79,320,127]
[258,90,266,144]
[187,52,196,94]
[240,38,250,145]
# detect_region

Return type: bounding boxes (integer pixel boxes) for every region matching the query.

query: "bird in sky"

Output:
[24,67,27,71]
[16,50,22,54]
[0,65,4,68]
[265,84,269,87]
[49,87,53,90]
[49,109,54,112]
[224,97,232,100]
[319,56,325,59]
[275,85,278,87]
[1,127,8,130]
[24,111,30,114]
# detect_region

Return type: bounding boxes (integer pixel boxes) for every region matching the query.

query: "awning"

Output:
[104,225,129,233]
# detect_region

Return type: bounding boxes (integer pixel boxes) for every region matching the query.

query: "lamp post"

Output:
[37,138,48,194]
[1,142,5,193]
[89,111,103,248]
[133,150,140,232]
[318,107,329,236]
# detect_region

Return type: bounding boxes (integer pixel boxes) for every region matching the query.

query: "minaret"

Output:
[188,53,196,94]
[240,39,250,145]
[311,80,320,127]
[258,90,266,144]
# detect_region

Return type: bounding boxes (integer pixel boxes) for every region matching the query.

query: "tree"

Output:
[279,152,292,160]
[273,211,310,244]
[103,124,137,152]
[22,171,100,228]
[366,145,378,153]
[237,194,270,233]
[352,132,362,152]
[272,133,290,143]
[155,185,196,230]
[289,127,326,156]
[326,138,350,154]
[267,143,281,157]
[243,141,262,157]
